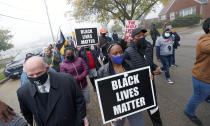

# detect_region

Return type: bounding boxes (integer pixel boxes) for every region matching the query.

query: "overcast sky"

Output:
[0,0,162,49]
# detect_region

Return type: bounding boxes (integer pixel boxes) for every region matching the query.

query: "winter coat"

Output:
[79,49,101,70]
[60,56,89,88]
[44,54,61,72]
[124,41,157,71]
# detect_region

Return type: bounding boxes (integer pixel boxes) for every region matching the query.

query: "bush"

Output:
[168,14,202,27]
[150,14,202,29]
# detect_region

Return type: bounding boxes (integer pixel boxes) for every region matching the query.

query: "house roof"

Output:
[193,0,208,4]
[159,0,175,16]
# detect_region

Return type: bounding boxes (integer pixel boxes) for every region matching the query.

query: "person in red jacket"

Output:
[60,47,89,126]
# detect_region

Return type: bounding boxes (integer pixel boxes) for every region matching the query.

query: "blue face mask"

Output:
[111,55,124,64]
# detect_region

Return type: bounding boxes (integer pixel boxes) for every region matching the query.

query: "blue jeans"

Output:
[112,112,144,126]
[185,76,210,116]
[160,55,172,79]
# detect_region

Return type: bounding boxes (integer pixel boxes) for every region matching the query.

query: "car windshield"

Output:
[13,52,26,61]
[13,48,42,61]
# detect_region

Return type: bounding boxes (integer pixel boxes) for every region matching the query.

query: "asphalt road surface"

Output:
[0,26,209,126]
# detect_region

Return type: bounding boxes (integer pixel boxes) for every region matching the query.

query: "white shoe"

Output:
[167,78,174,84]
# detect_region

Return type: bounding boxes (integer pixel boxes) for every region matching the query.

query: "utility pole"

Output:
[43,0,55,42]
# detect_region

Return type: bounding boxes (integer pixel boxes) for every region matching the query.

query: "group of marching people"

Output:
[1,18,210,126]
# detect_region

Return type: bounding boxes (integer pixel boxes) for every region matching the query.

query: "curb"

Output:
[0,77,10,84]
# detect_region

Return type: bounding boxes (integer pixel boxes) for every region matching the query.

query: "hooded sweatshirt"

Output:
[192,34,210,83]
[155,28,174,58]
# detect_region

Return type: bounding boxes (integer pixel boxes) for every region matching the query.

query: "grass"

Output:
[0,57,13,62]
[0,72,5,81]
[0,63,6,69]
[0,57,12,69]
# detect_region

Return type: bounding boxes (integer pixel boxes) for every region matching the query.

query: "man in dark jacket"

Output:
[17,56,86,126]
[99,28,112,64]
[124,28,163,126]
[112,30,119,42]
[150,24,160,48]
[170,26,180,67]
[79,46,101,91]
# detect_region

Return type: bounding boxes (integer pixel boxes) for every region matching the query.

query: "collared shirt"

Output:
[37,75,50,93]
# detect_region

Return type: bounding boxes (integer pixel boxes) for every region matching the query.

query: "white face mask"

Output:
[165,32,171,38]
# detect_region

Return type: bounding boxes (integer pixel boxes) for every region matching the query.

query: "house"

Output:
[159,0,210,21]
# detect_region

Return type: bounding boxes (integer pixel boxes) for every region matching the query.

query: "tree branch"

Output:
[113,0,130,19]
[135,1,158,20]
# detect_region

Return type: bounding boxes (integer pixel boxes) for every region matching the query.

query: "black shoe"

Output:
[205,98,210,103]
[184,111,203,126]
[205,96,210,103]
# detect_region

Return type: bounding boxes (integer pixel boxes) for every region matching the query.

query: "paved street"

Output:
[0,26,209,126]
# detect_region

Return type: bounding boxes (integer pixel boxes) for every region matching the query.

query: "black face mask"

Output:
[85,48,90,51]
[67,55,74,61]
[136,38,146,48]
[28,72,48,86]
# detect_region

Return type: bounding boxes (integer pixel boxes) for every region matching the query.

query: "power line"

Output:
[0,13,47,24]
[43,0,55,42]
[0,1,41,13]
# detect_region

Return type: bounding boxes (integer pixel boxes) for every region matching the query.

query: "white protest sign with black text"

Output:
[95,66,156,124]
[75,28,98,46]
[125,20,139,40]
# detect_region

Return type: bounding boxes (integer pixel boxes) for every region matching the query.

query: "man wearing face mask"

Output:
[79,46,101,92]
[17,56,86,126]
[124,28,163,126]
[155,28,179,84]
[99,28,113,64]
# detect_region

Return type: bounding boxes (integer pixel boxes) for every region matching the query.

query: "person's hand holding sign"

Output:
[153,66,162,75]
[150,73,154,80]
[0,100,16,124]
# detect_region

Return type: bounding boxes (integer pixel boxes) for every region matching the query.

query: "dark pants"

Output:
[171,49,175,65]
[147,80,163,126]
[152,38,157,48]
[160,55,172,79]
[89,77,96,91]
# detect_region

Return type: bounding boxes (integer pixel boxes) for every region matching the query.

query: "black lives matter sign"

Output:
[75,28,98,46]
[95,66,156,124]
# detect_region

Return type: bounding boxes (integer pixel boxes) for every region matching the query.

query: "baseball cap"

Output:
[131,28,147,38]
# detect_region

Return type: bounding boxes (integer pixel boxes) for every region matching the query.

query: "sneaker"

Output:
[205,97,210,103]
[167,78,174,84]
[184,111,203,126]
[171,64,178,67]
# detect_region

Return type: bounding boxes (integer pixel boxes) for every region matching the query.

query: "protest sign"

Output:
[95,66,156,124]
[125,20,139,40]
[75,28,98,46]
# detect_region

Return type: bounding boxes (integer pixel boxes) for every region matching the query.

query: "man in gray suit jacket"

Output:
[17,56,86,126]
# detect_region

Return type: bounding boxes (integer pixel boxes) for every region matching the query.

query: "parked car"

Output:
[4,48,42,79]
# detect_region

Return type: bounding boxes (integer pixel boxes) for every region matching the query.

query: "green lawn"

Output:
[0,63,6,69]
[0,72,5,81]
